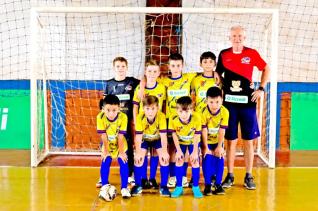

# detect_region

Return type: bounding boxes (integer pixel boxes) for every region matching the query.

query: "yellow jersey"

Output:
[168,112,201,145]
[159,73,196,118]
[135,111,167,141]
[133,82,166,114]
[191,74,218,113]
[201,106,229,144]
[96,111,128,158]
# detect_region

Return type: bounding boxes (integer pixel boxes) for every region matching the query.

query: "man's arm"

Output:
[251,64,270,102]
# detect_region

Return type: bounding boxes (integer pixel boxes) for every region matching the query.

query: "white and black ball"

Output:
[99,184,117,201]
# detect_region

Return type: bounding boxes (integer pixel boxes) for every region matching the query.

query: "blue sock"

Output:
[118,158,129,189]
[192,167,200,187]
[175,165,183,187]
[142,155,148,179]
[100,156,112,186]
[160,165,169,187]
[134,164,142,186]
[203,154,213,185]
[183,162,188,177]
[150,156,159,180]
[169,162,175,177]
[213,155,224,185]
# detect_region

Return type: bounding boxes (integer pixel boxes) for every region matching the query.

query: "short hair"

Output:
[206,86,223,98]
[200,51,216,63]
[113,56,128,66]
[169,53,184,63]
[176,96,192,110]
[230,25,246,36]
[145,59,159,67]
[142,95,159,107]
[102,94,120,107]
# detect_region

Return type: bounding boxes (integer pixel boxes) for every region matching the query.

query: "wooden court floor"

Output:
[1,167,318,211]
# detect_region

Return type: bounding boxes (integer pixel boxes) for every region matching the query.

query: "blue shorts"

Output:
[207,143,219,151]
[178,144,200,155]
[141,139,162,150]
[224,104,260,141]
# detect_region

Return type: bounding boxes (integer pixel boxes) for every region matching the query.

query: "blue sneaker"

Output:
[192,186,203,198]
[171,186,183,198]
[130,185,142,196]
[159,186,171,197]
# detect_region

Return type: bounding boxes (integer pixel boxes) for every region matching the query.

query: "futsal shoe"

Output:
[212,185,225,195]
[222,174,234,188]
[244,176,256,190]
[159,186,171,197]
[171,186,183,198]
[192,186,203,198]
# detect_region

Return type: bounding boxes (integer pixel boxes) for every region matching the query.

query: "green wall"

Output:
[291,93,318,150]
[0,90,30,149]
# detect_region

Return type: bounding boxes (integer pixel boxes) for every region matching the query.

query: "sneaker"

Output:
[130,185,142,196]
[171,186,183,198]
[212,185,225,195]
[128,176,135,186]
[222,175,234,188]
[182,176,189,188]
[149,178,159,189]
[167,176,176,188]
[203,184,212,196]
[188,178,193,188]
[121,188,131,198]
[244,176,256,190]
[159,186,171,197]
[192,186,203,198]
[141,179,150,189]
[96,177,102,188]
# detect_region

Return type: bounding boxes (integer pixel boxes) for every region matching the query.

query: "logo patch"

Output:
[125,85,132,91]
[230,80,242,92]
[241,57,251,64]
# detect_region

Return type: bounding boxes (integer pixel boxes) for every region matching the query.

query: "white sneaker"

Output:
[167,176,176,188]
[128,176,135,186]
[182,176,189,188]
[121,188,131,198]
[96,177,102,188]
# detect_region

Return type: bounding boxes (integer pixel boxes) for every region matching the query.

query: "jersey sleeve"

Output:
[195,115,202,134]
[253,49,267,71]
[190,76,196,93]
[186,72,197,83]
[159,112,167,133]
[103,80,108,96]
[135,114,143,134]
[132,85,141,106]
[220,107,229,129]
[96,112,106,134]
[119,113,128,135]
[168,116,175,133]
[201,110,207,129]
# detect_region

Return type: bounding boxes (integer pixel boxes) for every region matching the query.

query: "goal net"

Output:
[30,7,278,168]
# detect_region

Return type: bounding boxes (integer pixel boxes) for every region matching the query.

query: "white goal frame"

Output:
[30,7,278,168]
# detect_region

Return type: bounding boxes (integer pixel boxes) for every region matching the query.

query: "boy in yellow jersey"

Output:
[131,96,170,197]
[201,87,229,195]
[191,51,219,113]
[190,51,219,188]
[159,53,196,188]
[97,94,131,199]
[132,60,166,189]
[169,96,203,198]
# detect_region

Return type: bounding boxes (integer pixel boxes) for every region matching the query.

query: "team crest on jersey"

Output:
[169,82,174,86]
[241,57,251,64]
[200,80,207,86]
[125,85,132,91]
[176,126,183,132]
[230,80,242,92]
[157,93,162,98]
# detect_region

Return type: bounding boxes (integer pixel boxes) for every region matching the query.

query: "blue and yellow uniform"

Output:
[201,105,229,145]
[97,111,128,158]
[133,82,166,114]
[191,74,218,113]
[168,112,201,146]
[159,73,196,119]
[135,111,167,149]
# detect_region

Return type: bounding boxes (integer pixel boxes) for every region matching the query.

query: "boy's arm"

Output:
[201,127,211,156]
[118,114,128,162]
[100,133,109,160]
[214,128,225,158]
[133,104,139,126]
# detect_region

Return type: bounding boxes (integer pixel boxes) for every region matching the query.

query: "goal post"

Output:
[30,7,278,168]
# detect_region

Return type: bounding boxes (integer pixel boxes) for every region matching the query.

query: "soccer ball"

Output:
[99,184,117,201]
